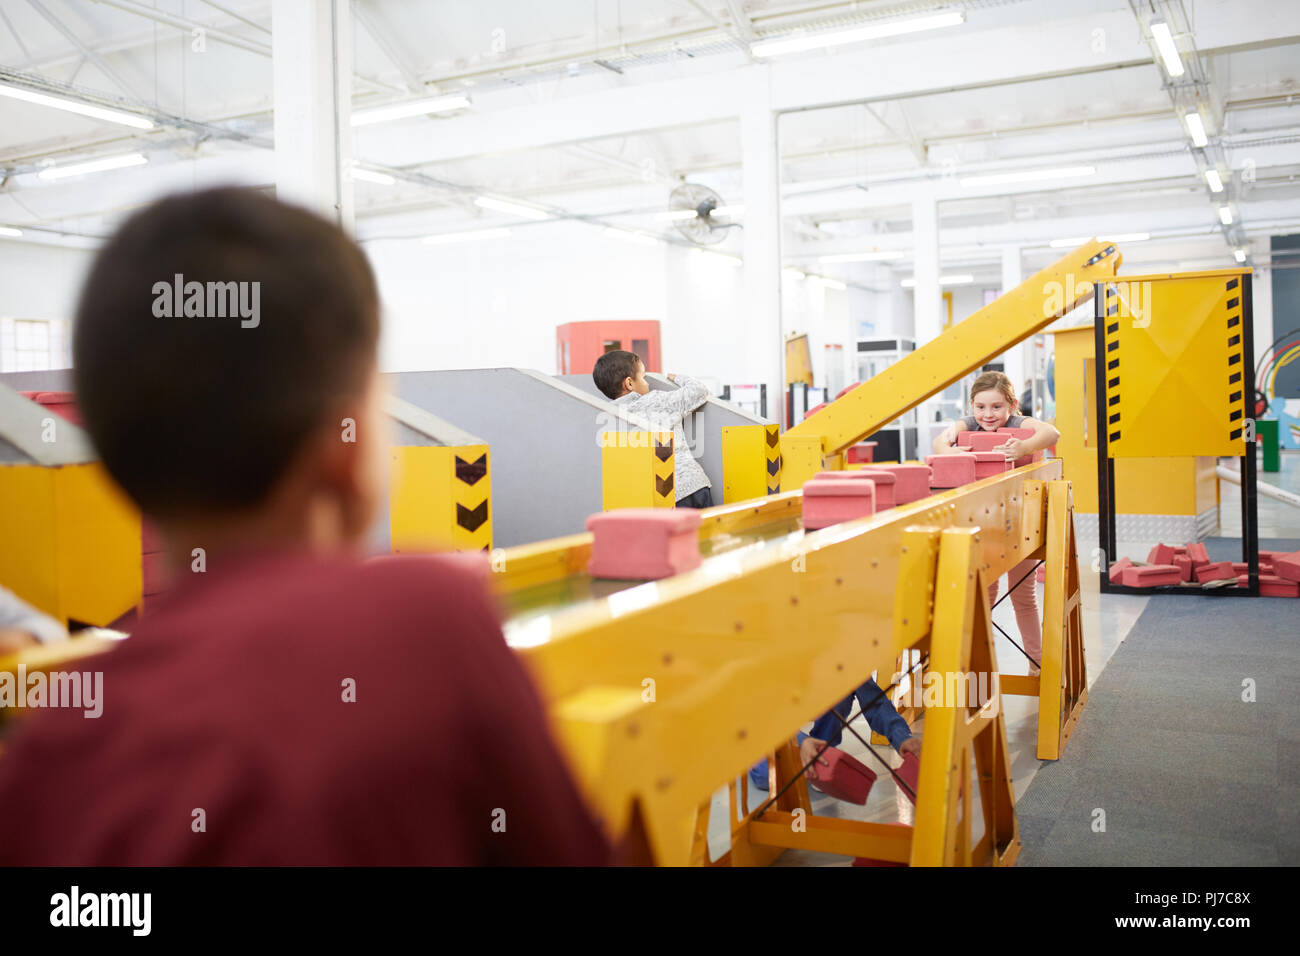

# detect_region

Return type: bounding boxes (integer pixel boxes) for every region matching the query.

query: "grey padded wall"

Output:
[385,369,644,547]
[558,372,771,499]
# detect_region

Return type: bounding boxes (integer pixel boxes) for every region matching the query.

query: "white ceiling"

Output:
[0,0,1297,284]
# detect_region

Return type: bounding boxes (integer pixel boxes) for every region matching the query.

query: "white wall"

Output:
[0,240,95,324]
[367,221,853,409]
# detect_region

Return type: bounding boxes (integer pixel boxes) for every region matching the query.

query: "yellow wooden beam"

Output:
[785,240,1122,457]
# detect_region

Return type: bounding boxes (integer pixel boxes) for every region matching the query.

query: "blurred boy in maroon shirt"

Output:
[0,189,612,865]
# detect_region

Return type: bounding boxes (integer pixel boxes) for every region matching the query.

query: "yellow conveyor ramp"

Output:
[780,240,1122,486]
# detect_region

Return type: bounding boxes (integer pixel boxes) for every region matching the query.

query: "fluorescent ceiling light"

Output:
[474,195,549,220]
[751,11,965,58]
[817,250,905,263]
[37,152,147,180]
[783,267,806,281]
[0,81,154,129]
[960,165,1095,188]
[816,277,848,291]
[422,227,512,245]
[1048,233,1149,248]
[1184,111,1208,148]
[0,225,22,238]
[713,204,743,217]
[351,94,471,126]
[1218,206,1233,225]
[900,274,975,288]
[1234,248,1247,263]
[1149,19,1185,78]
[1204,168,1224,193]
[350,167,396,186]
[604,228,662,247]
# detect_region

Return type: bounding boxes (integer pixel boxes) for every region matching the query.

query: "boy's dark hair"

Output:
[592,350,641,400]
[73,188,380,519]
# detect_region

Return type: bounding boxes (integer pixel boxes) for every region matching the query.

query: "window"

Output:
[0,318,69,372]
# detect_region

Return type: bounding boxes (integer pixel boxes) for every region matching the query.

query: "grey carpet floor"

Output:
[1016,590,1300,866]
[1204,536,1300,562]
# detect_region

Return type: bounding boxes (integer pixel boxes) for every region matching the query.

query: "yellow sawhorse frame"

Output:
[696,526,1020,866]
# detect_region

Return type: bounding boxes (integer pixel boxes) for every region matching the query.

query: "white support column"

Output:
[272,0,353,230]
[912,191,940,346]
[740,69,783,424]
[912,190,941,433]
[1000,245,1026,403]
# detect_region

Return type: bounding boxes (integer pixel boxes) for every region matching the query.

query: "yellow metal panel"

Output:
[390,444,493,553]
[0,465,58,620]
[787,240,1122,456]
[600,431,674,509]
[389,446,453,552]
[1052,324,1224,515]
[778,434,823,491]
[1103,271,1250,458]
[720,424,781,503]
[784,334,813,387]
[449,444,491,551]
[52,463,141,626]
[0,463,138,627]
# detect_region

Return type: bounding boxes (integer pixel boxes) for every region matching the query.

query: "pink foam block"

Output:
[1122,564,1183,587]
[955,430,1007,452]
[1108,556,1133,583]
[835,381,862,400]
[808,746,877,804]
[1240,574,1300,597]
[1174,555,1193,582]
[1184,542,1210,569]
[973,450,1012,479]
[1195,561,1236,583]
[1268,548,1300,580]
[1271,552,1300,582]
[586,508,702,580]
[855,469,897,509]
[866,463,932,504]
[896,752,921,807]
[846,441,877,464]
[804,402,828,419]
[925,452,977,488]
[810,469,873,479]
[802,478,876,530]
[1147,543,1177,564]
[811,469,892,508]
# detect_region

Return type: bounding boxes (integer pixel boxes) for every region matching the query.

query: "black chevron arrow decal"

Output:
[455,454,487,486]
[654,439,673,462]
[656,474,674,497]
[456,500,488,532]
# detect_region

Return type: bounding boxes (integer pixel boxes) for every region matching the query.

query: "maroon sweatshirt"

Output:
[0,550,612,866]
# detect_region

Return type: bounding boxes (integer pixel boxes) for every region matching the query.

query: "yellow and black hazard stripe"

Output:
[765,424,781,494]
[1103,283,1121,444]
[654,434,675,506]
[1224,275,1246,443]
[452,446,492,550]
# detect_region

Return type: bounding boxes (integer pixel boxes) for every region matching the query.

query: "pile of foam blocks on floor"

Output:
[1108,543,1300,597]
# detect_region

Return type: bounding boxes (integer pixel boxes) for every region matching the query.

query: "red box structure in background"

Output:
[556,321,661,375]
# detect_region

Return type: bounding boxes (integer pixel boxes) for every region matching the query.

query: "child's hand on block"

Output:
[994,438,1025,460]
[898,736,921,758]
[800,735,832,770]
